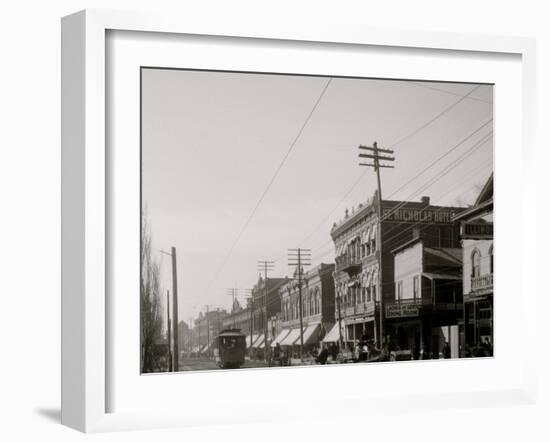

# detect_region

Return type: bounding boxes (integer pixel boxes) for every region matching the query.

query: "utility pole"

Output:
[244,289,254,350]
[257,260,274,363]
[205,304,212,358]
[288,248,311,363]
[227,288,239,328]
[358,142,395,347]
[166,290,172,372]
[336,291,344,349]
[159,247,179,370]
[170,247,179,371]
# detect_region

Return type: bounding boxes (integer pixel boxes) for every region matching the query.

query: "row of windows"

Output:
[281,291,322,321]
[336,237,377,264]
[340,285,377,308]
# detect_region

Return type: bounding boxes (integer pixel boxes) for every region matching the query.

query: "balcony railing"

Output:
[336,255,362,274]
[471,273,493,292]
[342,302,376,317]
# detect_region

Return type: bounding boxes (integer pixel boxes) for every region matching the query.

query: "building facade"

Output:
[221,299,251,335]
[330,192,464,348]
[192,309,227,355]
[273,263,335,358]
[453,174,493,356]
[249,275,287,357]
[390,237,463,358]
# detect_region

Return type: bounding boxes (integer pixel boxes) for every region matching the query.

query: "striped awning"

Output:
[280,328,301,346]
[251,334,265,349]
[322,322,341,343]
[271,329,291,347]
[247,334,259,349]
[302,324,321,346]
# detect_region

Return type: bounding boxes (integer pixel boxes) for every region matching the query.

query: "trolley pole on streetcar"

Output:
[358,142,395,347]
[288,248,311,363]
[257,260,274,363]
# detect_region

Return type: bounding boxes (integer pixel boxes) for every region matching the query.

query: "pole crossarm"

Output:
[358,144,394,154]
[359,163,395,168]
[358,153,395,161]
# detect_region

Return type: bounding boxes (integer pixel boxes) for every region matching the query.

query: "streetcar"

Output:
[213,329,247,369]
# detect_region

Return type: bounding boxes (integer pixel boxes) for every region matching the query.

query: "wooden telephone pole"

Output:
[257,260,274,363]
[358,142,395,347]
[160,247,179,370]
[166,290,172,372]
[288,248,311,363]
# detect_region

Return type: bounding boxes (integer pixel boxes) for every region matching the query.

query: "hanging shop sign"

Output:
[462,221,493,239]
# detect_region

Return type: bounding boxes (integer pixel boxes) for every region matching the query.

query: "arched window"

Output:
[471,249,481,278]
[489,244,494,274]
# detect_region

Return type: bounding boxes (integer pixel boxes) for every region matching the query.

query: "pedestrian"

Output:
[443,341,451,359]
[273,343,282,366]
[316,345,329,365]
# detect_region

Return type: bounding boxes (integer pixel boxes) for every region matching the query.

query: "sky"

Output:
[141,68,493,326]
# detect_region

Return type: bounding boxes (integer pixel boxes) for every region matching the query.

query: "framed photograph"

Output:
[61,9,537,432]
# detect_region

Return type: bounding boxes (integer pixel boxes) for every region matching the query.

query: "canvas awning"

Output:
[280,327,301,346]
[251,334,265,349]
[322,322,341,343]
[301,323,321,346]
[247,334,259,349]
[271,329,291,347]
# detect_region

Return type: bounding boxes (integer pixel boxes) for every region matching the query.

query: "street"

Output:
[178,357,269,371]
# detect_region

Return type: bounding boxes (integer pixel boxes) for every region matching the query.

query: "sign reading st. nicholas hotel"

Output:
[382,207,457,224]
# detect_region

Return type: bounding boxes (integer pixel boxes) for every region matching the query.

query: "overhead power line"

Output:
[282,84,487,255]
[203,78,333,295]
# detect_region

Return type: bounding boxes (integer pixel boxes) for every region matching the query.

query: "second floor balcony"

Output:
[341,301,376,318]
[335,255,362,275]
[471,273,493,292]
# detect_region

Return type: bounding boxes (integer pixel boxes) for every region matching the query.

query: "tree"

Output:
[140,211,164,373]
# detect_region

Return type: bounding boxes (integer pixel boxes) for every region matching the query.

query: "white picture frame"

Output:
[61,9,537,433]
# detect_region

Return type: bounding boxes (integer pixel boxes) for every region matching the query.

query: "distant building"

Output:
[192,309,227,355]
[248,275,287,357]
[221,298,251,335]
[331,192,464,348]
[453,174,493,356]
[273,263,335,356]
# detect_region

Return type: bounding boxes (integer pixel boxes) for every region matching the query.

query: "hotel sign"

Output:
[382,208,456,224]
[386,304,420,318]
[462,222,493,239]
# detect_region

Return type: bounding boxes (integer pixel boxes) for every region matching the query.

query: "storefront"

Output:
[452,173,493,357]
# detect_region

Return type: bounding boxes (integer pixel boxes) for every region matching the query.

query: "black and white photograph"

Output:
[140,68,494,374]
